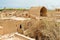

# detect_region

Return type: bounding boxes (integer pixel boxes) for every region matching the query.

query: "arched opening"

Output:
[20,25,22,29]
[40,7,47,16]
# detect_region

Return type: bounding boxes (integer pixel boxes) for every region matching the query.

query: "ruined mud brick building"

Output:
[0,6,60,40]
[29,7,47,17]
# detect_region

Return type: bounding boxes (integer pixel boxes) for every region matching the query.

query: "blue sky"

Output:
[0,0,60,9]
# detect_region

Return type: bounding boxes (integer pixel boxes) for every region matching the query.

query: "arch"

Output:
[20,25,22,29]
[40,7,47,16]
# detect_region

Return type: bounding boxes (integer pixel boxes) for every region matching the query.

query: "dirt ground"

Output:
[0,32,35,40]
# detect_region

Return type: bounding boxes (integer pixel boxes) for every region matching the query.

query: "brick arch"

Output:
[40,7,47,16]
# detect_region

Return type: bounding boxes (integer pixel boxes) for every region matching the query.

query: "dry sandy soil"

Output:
[0,32,35,40]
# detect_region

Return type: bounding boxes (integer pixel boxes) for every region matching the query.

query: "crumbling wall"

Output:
[23,18,59,40]
[0,19,22,35]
